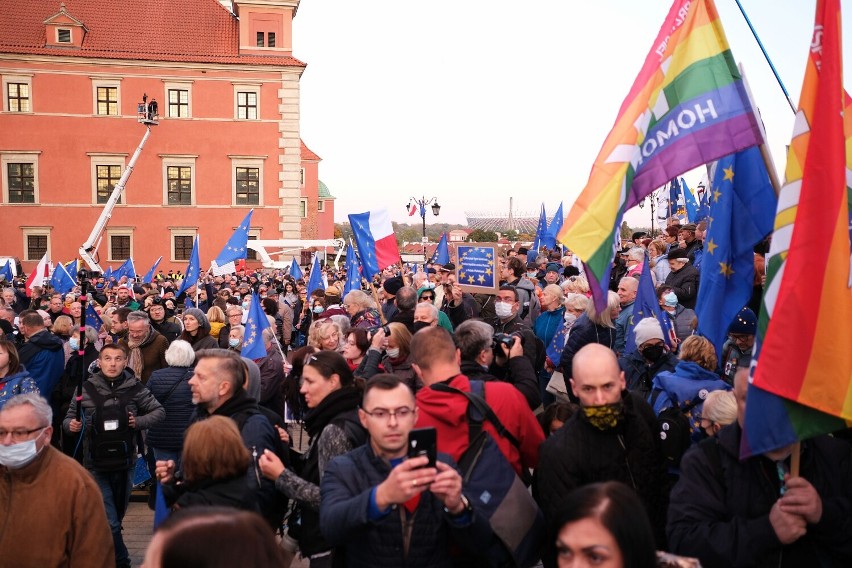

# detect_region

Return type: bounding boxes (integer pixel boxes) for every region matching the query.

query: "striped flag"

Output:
[348,209,400,280]
[743,0,852,457]
[557,0,763,304]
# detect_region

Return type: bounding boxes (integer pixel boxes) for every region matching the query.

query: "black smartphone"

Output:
[407,427,437,468]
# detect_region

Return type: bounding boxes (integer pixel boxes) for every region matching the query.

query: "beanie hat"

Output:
[728,307,757,336]
[383,277,404,296]
[183,308,210,332]
[634,317,664,347]
[546,263,561,274]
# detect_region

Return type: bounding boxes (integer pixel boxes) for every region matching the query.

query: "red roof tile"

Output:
[0,0,305,67]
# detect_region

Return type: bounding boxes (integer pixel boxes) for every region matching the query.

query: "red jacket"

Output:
[416,374,544,475]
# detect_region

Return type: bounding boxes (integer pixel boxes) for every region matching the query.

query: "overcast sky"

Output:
[292,1,850,229]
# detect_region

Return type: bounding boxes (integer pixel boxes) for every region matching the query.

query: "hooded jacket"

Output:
[619,348,679,402]
[415,374,544,476]
[0,367,39,409]
[17,329,65,396]
[650,361,731,435]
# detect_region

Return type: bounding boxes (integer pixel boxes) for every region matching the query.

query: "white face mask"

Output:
[494,302,513,319]
[386,347,400,359]
[0,430,44,469]
[564,312,577,326]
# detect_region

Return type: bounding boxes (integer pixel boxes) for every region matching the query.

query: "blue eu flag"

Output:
[215,209,253,265]
[543,202,563,249]
[306,254,323,300]
[50,263,76,295]
[241,292,271,360]
[85,303,103,330]
[529,203,548,261]
[289,257,303,281]
[695,147,776,357]
[177,236,200,296]
[0,261,12,282]
[344,241,362,296]
[431,233,450,265]
[624,260,670,354]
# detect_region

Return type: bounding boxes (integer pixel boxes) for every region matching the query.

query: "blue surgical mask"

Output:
[68,337,80,351]
[242,302,250,311]
[228,338,241,348]
[527,271,537,278]
[663,292,678,307]
[313,306,324,314]
[0,431,43,469]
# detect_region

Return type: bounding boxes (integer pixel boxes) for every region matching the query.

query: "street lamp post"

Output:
[638,189,659,236]
[406,196,441,261]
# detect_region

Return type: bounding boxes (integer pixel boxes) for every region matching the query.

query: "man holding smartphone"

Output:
[320,374,492,567]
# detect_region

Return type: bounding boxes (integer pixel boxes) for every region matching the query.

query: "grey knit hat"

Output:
[183,308,210,332]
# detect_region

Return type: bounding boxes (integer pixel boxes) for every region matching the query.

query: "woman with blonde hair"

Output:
[699,390,737,437]
[561,274,591,296]
[649,335,732,437]
[205,306,227,339]
[155,416,258,514]
[308,319,343,352]
[51,315,75,364]
[558,290,620,380]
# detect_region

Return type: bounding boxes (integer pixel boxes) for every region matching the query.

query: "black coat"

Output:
[163,474,259,514]
[667,424,852,567]
[619,349,679,402]
[461,357,541,410]
[664,264,700,309]
[533,391,666,543]
[146,365,195,452]
[558,315,616,380]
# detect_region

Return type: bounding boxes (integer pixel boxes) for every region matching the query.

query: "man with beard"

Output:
[119,311,168,384]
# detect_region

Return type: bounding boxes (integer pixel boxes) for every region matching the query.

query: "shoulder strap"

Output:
[430,380,521,449]
[159,368,192,406]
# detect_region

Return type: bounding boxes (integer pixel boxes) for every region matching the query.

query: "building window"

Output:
[268,32,276,47]
[247,235,258,261]
[110,235,131,259]
[96,164,122,204]
[299,198,307,218]
[236,91,258,120]
[300,168,305,186]
[7,163,35,203]
[174,235,194,261]
[168,89,189,118]
[167,166,192,205]
[96,86,118,115]
[256,32,264,47]
[27,234,48,260]
[57,29,72,43]
[317,200,325,212]
[235,167,260,205]
[6,83,30,113]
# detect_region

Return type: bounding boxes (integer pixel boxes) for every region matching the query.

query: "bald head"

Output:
[571,344,625,407]
[617,277,638,305]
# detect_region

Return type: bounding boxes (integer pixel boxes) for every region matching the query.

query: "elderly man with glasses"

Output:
[1,393,115,567]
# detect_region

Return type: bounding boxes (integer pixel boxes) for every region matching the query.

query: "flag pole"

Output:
[790,441,801,477]
[733,0,796,113]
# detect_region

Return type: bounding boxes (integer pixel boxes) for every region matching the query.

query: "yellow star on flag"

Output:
[713,189,722,203]
[705,239,718,255]
[719,262,734,277]
[467,276,475,283]
[722,165,734,182]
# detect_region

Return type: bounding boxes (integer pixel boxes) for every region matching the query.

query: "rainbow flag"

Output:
[742,0,852,458]
[557,0,762,309]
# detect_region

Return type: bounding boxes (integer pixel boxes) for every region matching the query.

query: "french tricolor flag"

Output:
[348,209,400,280]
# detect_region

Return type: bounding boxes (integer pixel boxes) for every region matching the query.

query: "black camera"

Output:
[369,325,391,337]
[492,332,523,351]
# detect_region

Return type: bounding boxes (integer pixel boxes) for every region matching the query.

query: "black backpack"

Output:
[650,390,701,468]
[84,380,144,472]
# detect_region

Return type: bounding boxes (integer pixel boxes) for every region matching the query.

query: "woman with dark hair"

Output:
[179,308,218,352]
[341,328,369,371]
[156,416,258,514]
[538,401,578,437]
[261,297,284,344]
[354,323,418,392]
[258,350,366,567]
[142,506,286,568]
[553,481,656,568]
[0,339,38,410]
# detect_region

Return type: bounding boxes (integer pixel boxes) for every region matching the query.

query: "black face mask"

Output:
[641,344,665,363]
[412,321,432,333]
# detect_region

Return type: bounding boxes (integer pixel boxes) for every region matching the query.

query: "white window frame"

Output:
[169,228,198,263]
[299,197,308,218]
[91,78,122,116]
[233,83,261,120]
[56,28,73,43]
[1,151,40,204]
[163,81,193,119]
[317,200,325,212]
[89,153,127,205]
[229,155,265,206]
[22,227,51,261]
[107,228,134,262]
[161,155,197,206]
[2,74,33,113]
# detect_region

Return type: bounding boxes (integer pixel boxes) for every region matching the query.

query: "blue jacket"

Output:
[321,445,493,568]
[17,330,65,396]
[649,361,731,435]
[146,365,195,452]
[0,367,39,410]
[614,302,634,354]
[533,306,565,350]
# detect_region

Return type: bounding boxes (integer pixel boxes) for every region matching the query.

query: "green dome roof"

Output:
[318,180,335,199]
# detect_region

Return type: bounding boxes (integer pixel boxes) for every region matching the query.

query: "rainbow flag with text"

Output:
[558,0,763,309]
[742,0,852,457]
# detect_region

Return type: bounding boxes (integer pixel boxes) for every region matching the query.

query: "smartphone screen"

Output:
[407,427,437,468]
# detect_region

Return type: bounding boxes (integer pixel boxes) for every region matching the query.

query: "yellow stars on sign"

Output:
[477,274,485,284]
[485,268,492,276]
[705,239,718,255]
[722,165,735,182]
[718,262,734,278]
[467,275,475,283]
[459,271,466,279]
[486,253,492,259]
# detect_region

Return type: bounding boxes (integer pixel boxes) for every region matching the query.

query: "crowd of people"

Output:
[1,219,850,568]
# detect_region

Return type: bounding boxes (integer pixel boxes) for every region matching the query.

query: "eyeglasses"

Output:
[361,407,415,420]
[0,426,47,442]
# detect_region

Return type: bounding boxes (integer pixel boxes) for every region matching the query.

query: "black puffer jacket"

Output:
[146,365,195,452]
[618,349,679,401]
[558,315,616,380]
[321,445,492,568]
[460,357,540,410]
[664,264,700,309]
[533,391,666,542]
[667,424,852,567]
